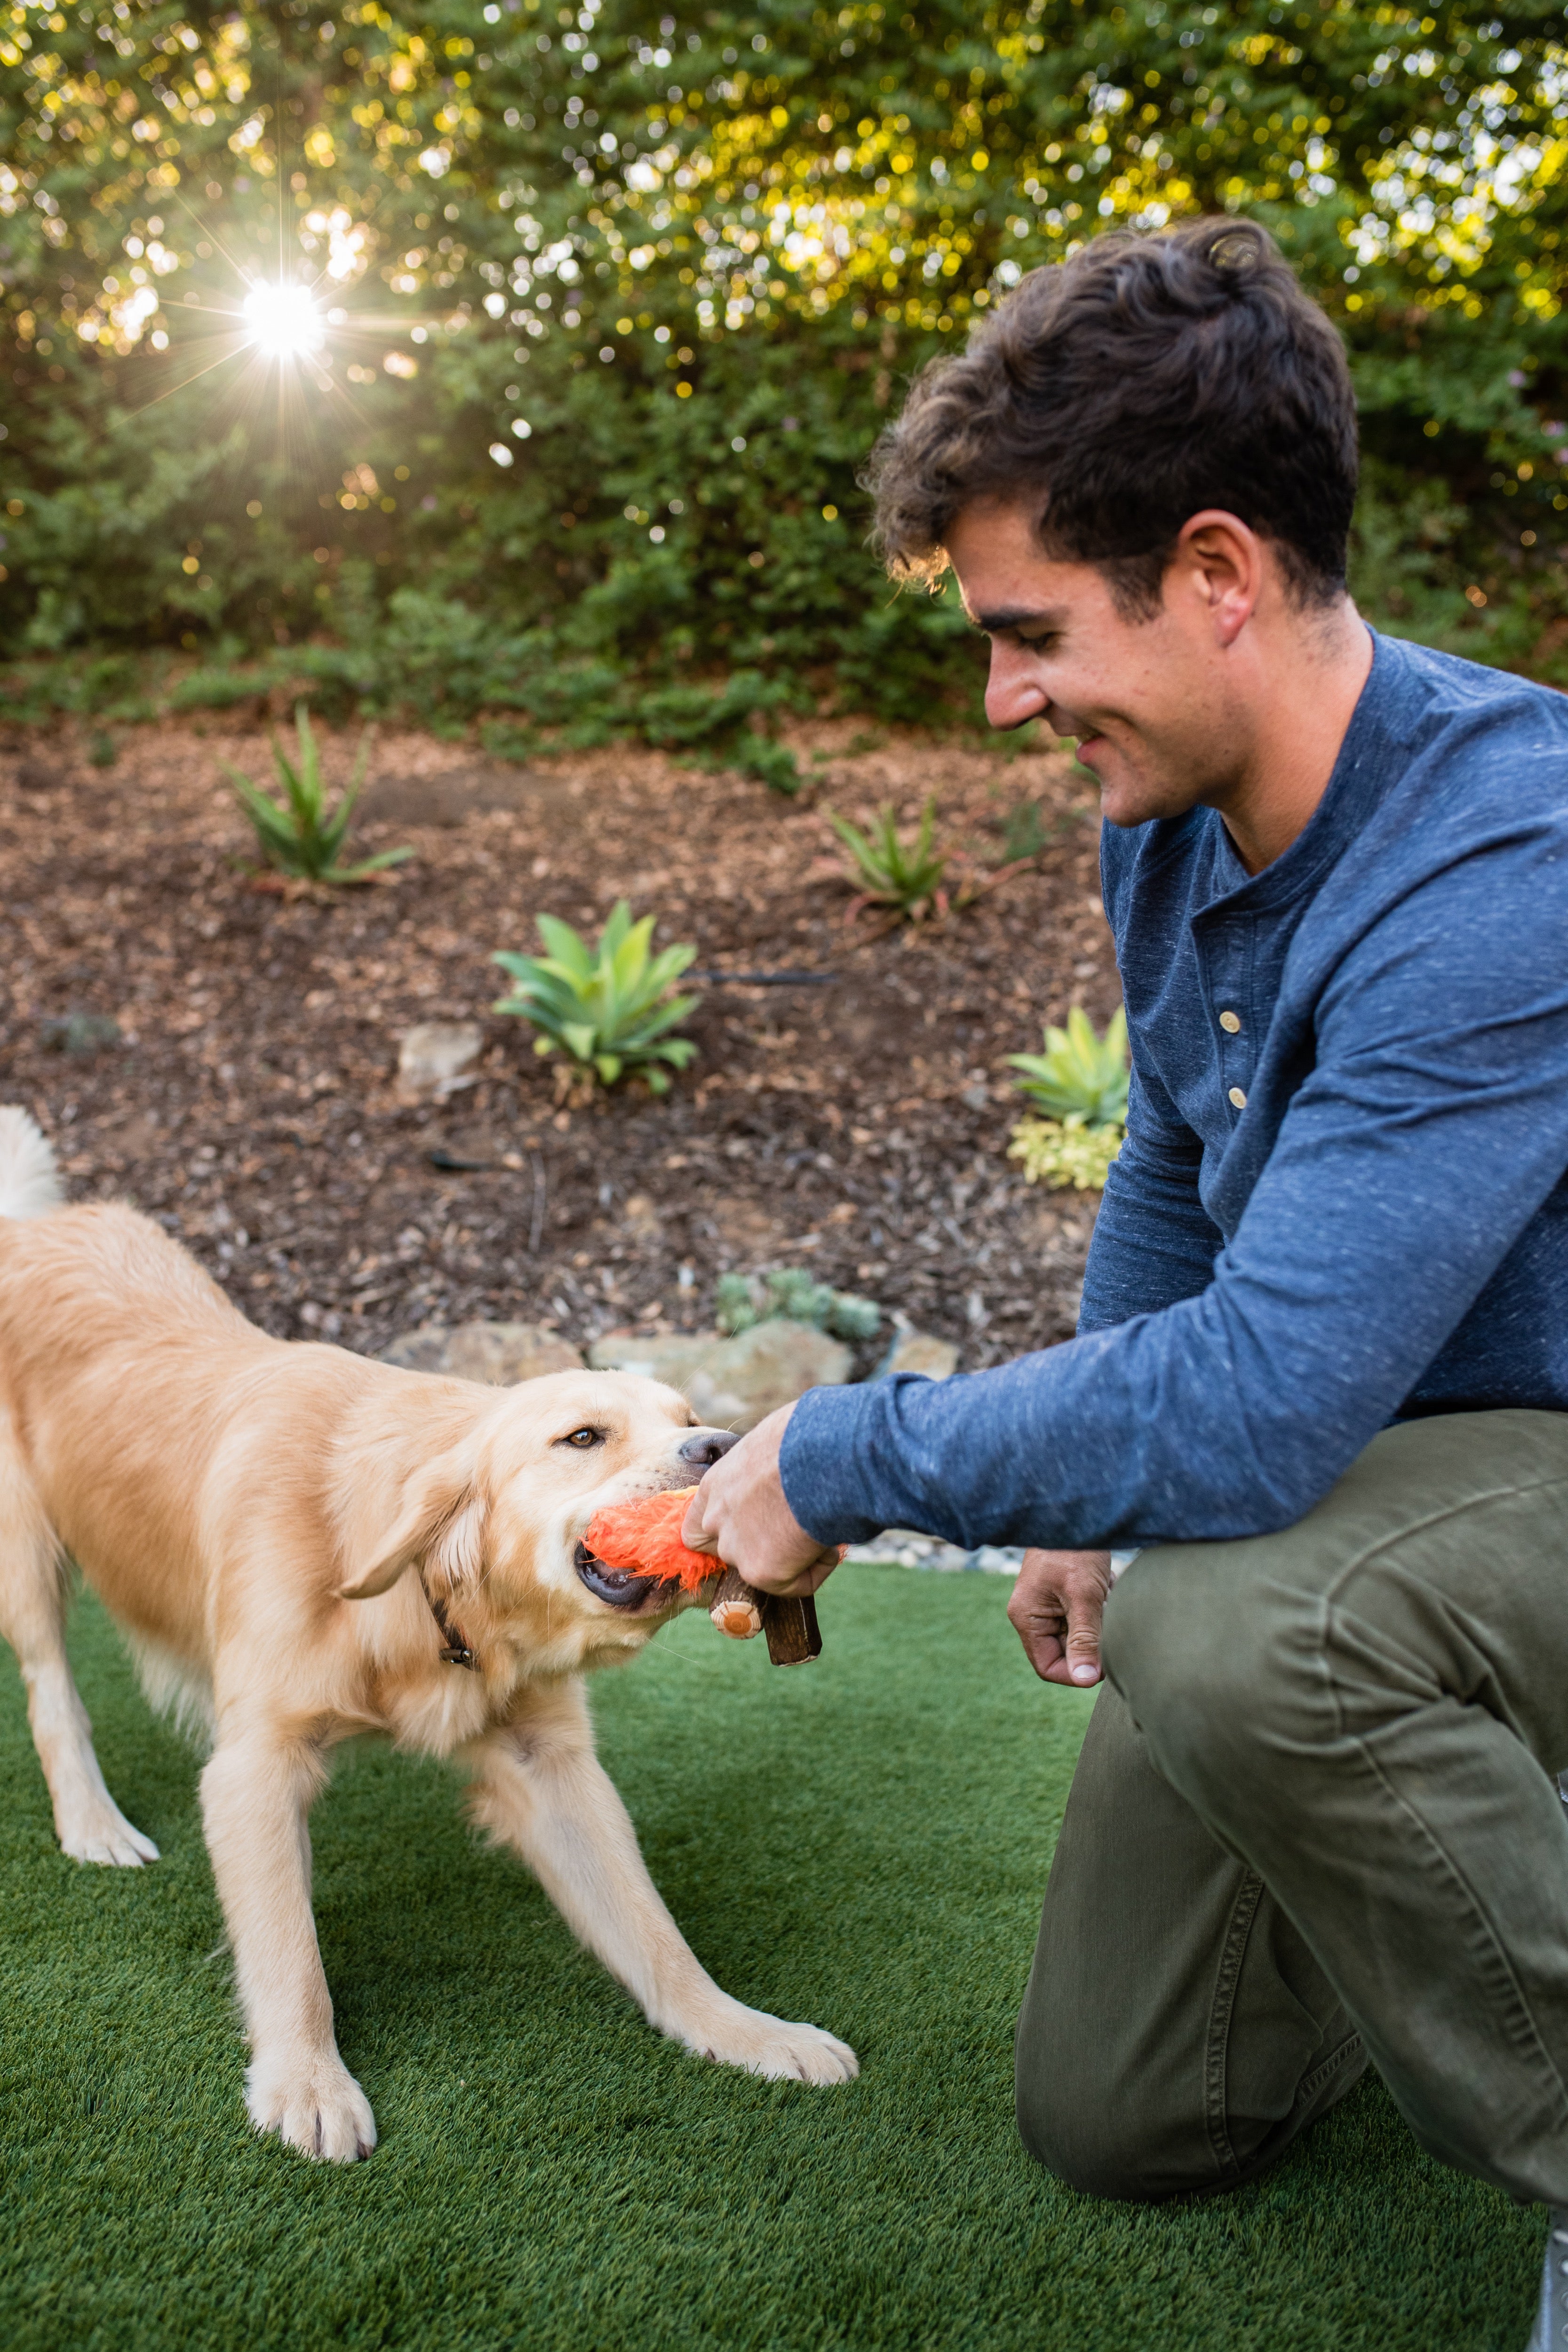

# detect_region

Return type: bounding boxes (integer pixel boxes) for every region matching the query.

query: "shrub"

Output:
[827,797,948,920]
[715,1268,882,1342]
[1005,1006,1129,1193]
[5,4,1568,736]
[1008,1117,1124,1193]
[220,704,411,886]
[491,901,700,1093]
[1007,1007,1130,1127]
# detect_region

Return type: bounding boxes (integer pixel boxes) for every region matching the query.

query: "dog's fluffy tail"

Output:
[0,1108,63,1220]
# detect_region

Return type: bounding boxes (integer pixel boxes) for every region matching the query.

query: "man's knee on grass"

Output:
[1013,2054,1198,2203]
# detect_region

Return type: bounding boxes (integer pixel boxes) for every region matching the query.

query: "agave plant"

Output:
[492,900,700,1091]
[1006,1006,1130,1127]
[826,797,947,920]
[221,703,411,885]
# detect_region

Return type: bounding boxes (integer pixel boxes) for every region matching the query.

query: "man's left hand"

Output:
[681,1404,842,1595]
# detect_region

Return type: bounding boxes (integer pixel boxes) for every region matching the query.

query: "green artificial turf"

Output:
[0,1567,1539,2352]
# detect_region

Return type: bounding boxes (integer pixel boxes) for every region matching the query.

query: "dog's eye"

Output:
[559,1425,605,1449]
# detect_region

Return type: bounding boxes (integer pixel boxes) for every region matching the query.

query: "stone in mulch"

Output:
[395,1020,485,1103]
[380,1320,584,1382]
[587,1319,851,1432]
[870,1327,961,1382]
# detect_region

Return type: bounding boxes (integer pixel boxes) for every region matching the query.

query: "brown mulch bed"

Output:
[0,714,1119,1373]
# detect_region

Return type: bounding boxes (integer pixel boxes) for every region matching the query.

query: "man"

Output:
[681,218,1568,2344]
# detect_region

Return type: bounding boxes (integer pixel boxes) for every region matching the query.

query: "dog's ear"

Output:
[337,1454,489,1601]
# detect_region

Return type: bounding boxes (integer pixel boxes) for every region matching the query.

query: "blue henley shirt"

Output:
[780,629,1568,1550]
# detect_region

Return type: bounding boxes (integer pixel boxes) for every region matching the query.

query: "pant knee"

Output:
[1101,1550,1288,1786]
[1014,2069,1212,2203]
[1015,1979,1218,2203]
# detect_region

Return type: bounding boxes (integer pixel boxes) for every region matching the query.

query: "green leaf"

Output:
[534,914,596,987]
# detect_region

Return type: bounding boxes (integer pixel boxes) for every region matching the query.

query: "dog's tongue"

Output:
[584,1487,718,1592]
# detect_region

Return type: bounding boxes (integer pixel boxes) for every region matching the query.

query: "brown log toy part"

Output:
[708,1565,764,1641]
[759,1589,824,1668]
[706,1565,822,1664]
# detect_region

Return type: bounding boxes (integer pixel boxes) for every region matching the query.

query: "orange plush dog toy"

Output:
[584,1486,824,1666]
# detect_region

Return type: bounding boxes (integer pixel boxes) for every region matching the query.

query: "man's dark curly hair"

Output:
[864,218,1359,615]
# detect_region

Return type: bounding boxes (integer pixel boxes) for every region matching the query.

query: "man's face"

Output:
[944,497,1255,832]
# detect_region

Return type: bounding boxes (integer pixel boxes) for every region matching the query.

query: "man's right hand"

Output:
[1007,1549,1114,1687]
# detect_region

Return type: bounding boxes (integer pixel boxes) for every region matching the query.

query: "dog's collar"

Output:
[418,1567,477,1671]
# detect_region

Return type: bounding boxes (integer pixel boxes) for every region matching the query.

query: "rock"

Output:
[587,1319,852,1433]
[380,1321,584,1383]
[842,1531,1025,1574]
[396,1020,484,1102]
[870,1327,960,1383]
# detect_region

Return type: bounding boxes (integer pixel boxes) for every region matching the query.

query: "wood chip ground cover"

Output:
[0,718,1120,1373]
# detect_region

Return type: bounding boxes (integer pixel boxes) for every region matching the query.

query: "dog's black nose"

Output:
[678,1429,740,1470]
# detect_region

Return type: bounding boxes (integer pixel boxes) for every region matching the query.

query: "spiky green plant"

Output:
[220,703,410,885]
[491,900,700,1091]
[827,797,947,918]
[1006,1006,1130,1127]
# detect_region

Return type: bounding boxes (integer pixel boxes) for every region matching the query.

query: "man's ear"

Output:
[337,1453,489,1601]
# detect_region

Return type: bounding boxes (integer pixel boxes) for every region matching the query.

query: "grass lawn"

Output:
[0,1566,1538,2352]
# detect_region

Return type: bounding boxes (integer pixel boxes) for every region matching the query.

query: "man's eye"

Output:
[560,1426,605,1449]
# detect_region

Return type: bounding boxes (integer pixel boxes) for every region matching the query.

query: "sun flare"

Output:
[242,282,325,361]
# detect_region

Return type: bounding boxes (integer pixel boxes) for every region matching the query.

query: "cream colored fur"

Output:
[0,1108,855,2162]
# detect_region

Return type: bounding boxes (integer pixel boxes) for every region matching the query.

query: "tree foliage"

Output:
[4,0,1568,733]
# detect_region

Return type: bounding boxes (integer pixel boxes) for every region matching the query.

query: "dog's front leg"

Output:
[199,1727,376,2163]
[467,1682,857,2086]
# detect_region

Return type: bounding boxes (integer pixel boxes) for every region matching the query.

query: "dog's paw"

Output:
[684,2004,860,2086]
[58,1799,159,1868]
[246,2052,378,2164]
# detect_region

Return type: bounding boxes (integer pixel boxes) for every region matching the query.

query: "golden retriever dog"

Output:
[0,1107,856,2162]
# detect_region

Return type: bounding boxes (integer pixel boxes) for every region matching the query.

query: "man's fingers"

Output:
[1062,1585,1104,1686]
[758,1545,844,1598]
[680,1486,715,1551]
[1010,1549,1111,1688]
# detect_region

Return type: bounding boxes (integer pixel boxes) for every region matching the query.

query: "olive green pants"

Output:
[1016,1410,1568,2206]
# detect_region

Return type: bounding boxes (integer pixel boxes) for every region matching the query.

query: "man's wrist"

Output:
[778,1381,886,1547]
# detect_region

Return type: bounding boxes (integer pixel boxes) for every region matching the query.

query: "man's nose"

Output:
[985,641,1051,732]
[678,1428,740,1472]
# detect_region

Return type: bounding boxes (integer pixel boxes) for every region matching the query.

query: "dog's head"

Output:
[335,1369,735,1666]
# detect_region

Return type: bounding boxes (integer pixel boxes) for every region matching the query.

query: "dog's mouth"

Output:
[573,1540,663,1612]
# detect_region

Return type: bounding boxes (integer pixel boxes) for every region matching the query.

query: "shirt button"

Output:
[1219,1010,1242,1033]
[1228,1086,1248,1110]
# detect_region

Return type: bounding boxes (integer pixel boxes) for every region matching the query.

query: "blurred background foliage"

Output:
[4,0,1568,756]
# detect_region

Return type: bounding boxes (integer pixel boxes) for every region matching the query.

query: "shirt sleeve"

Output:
[1077,1060,1224,1334]
[780,823,1568,1552]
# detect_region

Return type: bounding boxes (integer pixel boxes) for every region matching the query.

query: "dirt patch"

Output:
[0,714,1119,1370]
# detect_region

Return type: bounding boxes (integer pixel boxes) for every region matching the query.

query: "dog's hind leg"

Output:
[0,1422,159,1866]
